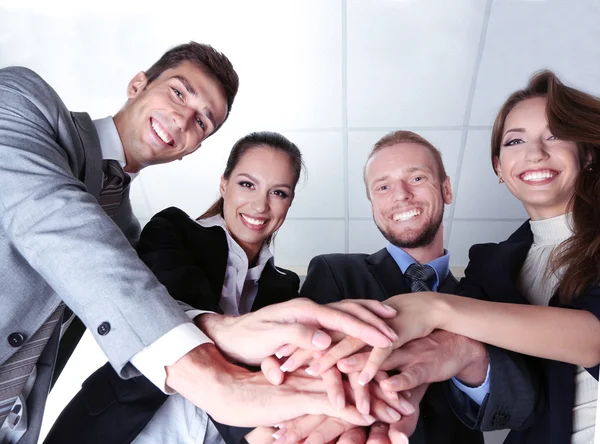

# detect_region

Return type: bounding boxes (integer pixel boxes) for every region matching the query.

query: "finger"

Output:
[366,422,391,444]
[348,371,370,416]
[337,427,368,444]
[304,418,354,444]
[308,337,366,376]
[262,356,284,385]
[276,415,327,443]
[328,300,398,341]
[322,367,346,410]
[286,299,394,349]
[276,344,299,359]
[358,347,394,387]
[280,348,316,373]
[373,371,398,401]
[388,422,411,444]
[381,364,429,393]
[371,373,415,417]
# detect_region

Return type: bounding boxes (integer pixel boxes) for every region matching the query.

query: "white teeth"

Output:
[522,170,555,181]
[241,214,267,226]
[151,120,173,145]
[393,209,420,221]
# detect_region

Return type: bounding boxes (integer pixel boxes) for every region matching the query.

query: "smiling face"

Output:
[365,143,452,253]
[495,97,584,220]
[114,61,228,173]
[220,146,296,261]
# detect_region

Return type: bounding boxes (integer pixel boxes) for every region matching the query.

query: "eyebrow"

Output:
[172,75,216,129]
[237,173,292,189]
[503,128,525,137]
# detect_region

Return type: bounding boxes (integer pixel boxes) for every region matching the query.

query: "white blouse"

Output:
[517,213,597,444]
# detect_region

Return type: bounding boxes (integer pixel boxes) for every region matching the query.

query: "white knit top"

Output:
[517,213,597,443]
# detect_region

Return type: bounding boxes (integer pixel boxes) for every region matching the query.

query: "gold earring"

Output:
[498,176,504,184]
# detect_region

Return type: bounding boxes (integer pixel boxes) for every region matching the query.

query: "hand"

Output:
[352,292,448,386]
[337,330,489,392]
[196,298,397,366]
[166,344,378,427]
[245,426,277,444]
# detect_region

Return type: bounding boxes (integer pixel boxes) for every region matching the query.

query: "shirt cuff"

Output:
[451,364,491,406]
[130,321,213,394]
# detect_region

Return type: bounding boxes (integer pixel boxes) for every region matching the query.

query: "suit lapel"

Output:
[252,265,296,311]
[71,111,103,198]
[366,248,410,299]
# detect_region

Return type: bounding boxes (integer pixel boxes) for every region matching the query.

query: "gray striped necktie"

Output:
[0,160,130,428]
[404,263,436,292]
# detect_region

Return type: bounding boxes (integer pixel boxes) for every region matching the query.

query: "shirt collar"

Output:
[93,116,139,180]
[385,243,450,291]
[195,215,281,274]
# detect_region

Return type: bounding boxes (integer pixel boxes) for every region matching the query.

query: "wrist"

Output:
[433,293,454,331]
[455,338,489,387]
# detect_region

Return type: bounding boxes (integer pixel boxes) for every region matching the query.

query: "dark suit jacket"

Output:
[44,207,300,444]
[447,221,600,444]
[298,249,484,444]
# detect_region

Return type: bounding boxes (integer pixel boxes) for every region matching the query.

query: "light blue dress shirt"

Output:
[385,243,490,406]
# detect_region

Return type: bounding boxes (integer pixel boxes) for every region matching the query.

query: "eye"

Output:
[272,190,289,199]
[504,138,523,147]
[412,176,423,183]
[238,181,254,189]
[195,117,206,130]
[172,87,183,100]
[377,185,389,192]
[547,135,558,141]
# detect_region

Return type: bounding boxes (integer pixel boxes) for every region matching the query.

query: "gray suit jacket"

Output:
[0,67,190,442]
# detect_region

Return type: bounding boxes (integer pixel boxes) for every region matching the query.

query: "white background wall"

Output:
[1,1,599,442]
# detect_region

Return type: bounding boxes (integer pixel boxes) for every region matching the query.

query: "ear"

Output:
[219,175,227,197]
[442,176,453,205]
[493,156,502,178]
[127,71,149,100]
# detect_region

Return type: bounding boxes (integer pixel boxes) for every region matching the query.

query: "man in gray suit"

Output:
[0,42,396,444]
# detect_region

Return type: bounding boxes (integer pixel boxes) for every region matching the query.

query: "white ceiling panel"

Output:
[469,0,600,126]
[346,0,487,127]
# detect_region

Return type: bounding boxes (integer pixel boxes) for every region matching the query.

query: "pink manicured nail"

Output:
[280,358,295,373]
[312,330,331,349]
[358,372,371,386]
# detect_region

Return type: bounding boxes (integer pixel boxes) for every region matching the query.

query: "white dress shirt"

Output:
[134,215,279,444]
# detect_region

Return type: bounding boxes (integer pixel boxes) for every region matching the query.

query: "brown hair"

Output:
[198,131,304,245]
[491,70,600,303]
[364,130,447,197]
[145,42,239,129]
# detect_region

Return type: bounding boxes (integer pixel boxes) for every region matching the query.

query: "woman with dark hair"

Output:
[315,71,600,444]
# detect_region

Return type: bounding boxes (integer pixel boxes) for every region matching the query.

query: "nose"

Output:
[172,106,195,132]
[393,181,413,202]
[525,139,549,163]
[252,194,269,214]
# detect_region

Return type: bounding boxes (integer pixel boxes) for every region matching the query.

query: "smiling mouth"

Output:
[392,209,421,221]
[151,118,175,147]
[519,169,559,182]
[241,214,268,226]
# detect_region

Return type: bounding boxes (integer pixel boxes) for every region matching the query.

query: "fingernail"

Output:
[399,398,416,415]
[336,394,345,410]
[312,330,331,349]
[280,358,295,372]
[404,390,412,398]
[359,398,370,415]
[268,368,282,384]
[275,351,284,359]
[358,372,371,386]
[383,304,396,314]
[342,356,356,366]
[272,427,286,439]
[362,414,376,425]
[305,362,320,375]
[387,407,401,421]
[386,391,399,400]
[274,434,288,444]
[399,432,409,444]
[387,326,398,341]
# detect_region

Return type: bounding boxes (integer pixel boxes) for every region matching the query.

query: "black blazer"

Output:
[448,221,600,444]
[44,207,300,444]
[299,249,484,444]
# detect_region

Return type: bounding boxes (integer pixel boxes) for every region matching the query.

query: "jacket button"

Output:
[97,322,111,336]
[492,413,509,428]
[8,333,25,347]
